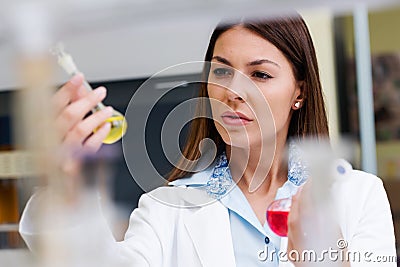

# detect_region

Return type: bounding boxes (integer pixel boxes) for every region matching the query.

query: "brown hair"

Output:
[168,14,329,182]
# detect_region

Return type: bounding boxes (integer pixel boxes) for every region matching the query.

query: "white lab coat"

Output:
[19,159,397,266]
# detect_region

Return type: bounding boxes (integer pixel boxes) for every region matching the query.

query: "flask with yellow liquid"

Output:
[51,44,127,144]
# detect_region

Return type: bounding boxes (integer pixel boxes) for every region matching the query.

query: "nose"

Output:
[226,89,245,102]
[226,73,248,102]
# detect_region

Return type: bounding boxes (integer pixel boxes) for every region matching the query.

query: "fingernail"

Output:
[102,122,111,130]
[94,87,106,97]
[105,106,113,115]
[70,73,83,85]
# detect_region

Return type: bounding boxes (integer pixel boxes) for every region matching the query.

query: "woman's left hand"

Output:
[287,181,350,266]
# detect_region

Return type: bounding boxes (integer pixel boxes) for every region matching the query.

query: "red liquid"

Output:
[267,210,289,237]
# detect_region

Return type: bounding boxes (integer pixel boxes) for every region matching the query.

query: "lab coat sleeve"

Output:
[19,188,163,267]
[117,193,164,266]
[348,172,397,266]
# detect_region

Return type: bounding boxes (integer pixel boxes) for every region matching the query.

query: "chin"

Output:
[215,122,277,149]
[222,131,277,150]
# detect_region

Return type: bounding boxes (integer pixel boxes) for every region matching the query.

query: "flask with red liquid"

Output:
[266,198,291,237]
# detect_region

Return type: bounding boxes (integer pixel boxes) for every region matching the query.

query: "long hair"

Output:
[168,14,329,182]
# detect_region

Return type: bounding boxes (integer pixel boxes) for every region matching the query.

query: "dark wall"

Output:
[1,73,201,219]
[87,73,202,213]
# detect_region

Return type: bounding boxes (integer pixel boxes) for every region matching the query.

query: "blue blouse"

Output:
[169,149,306,266]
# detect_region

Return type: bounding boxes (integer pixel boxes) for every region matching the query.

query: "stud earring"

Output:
[294,102,300,108]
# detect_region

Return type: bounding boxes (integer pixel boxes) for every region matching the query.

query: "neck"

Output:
[226,137,288,196]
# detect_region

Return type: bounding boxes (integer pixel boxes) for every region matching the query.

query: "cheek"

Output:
[251,81,296,130]
[260,89,294,128]
[207,84,227,118]
[207,84,225,100]
[269,100,291,121]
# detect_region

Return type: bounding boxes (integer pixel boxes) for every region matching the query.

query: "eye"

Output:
[212,68,234,77]
[252,71,273,80]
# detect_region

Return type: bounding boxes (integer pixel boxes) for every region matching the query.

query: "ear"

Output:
[292,81,305,110]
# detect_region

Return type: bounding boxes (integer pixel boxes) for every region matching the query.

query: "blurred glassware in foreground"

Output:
[266,197,291,237]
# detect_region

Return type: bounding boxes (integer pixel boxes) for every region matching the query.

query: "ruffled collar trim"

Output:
[169,141,309,199]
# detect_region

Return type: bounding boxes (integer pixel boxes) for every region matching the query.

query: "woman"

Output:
[20,14,396,266]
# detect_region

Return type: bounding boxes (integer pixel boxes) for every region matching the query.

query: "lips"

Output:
[221,111,253,126]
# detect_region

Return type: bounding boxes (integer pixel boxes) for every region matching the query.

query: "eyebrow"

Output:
[211,56,280,68]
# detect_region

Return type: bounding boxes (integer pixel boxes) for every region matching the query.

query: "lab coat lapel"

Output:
[278,237,296,267]
[184,201,236,267]
[280,237,288,254]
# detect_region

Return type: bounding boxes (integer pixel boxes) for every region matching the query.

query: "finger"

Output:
[56,86,107,138]
[83,122,111,153]
[293,185,304,201]
[287,186,304,238]
[74,84,91,101]
[64,106,114,146]
[52,74,84,115]
[288,198,299,234]
[287,238,293,253]
[290,185,303,217]
[297,180,314,212]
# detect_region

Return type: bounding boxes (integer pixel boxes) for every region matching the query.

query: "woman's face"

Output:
[207,26,302,149]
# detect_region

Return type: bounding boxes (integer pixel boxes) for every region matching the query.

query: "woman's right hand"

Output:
[52,73,113,173]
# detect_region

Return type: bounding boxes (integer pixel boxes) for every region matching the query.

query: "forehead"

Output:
[213,26,289,66]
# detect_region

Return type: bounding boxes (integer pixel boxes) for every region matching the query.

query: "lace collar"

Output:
[205,141,309,199]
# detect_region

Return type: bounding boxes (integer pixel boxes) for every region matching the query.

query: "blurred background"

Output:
[0,0,399,265]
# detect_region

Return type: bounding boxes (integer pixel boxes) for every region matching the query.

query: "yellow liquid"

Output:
[101,115,128,144]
